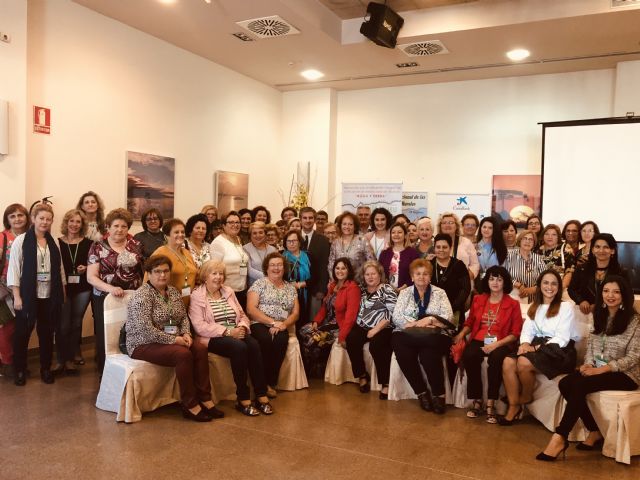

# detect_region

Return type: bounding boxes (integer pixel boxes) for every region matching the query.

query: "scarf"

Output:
[413,284,432,318]
[283,249,311,303]
[20,226,63,326]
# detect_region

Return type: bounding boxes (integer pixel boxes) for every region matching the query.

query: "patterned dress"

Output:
[87,237,143,296]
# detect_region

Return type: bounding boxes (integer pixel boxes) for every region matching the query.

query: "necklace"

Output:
[169,245,190,288]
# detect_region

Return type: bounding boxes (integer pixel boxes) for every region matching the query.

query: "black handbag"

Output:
[118,324,128,355]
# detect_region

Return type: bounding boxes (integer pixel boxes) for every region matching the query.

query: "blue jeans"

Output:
[56,290,91,363]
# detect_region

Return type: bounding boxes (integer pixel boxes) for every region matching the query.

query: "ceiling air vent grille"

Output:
[398,40,449,57]
[611,0,640,8]
[236,16,300,38]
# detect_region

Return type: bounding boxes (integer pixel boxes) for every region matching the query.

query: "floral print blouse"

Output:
[88,237,143,296]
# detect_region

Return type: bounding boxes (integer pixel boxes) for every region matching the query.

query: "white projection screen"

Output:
[541,119,640,242]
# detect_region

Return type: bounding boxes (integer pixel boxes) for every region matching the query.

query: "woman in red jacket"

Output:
[299,257,360,377]
[452,266,523,424]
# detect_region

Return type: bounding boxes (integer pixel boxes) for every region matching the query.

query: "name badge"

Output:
[181,287,191,297]
[37,272,51,282]
[484,335,497,346]
[594,356,608,368]
[68,275,81,284]
[164,325,179,335]
[239,265,248,277]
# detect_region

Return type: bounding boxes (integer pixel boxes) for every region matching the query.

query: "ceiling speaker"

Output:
[360,2,404,49]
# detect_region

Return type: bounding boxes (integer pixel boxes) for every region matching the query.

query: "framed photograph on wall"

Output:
[215,171,248,214]
[492,175,541,227]
[126,151,175,221]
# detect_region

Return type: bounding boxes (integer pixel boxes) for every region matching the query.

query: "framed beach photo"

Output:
[126,151,175,221]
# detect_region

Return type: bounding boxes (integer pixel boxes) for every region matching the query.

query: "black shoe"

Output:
[359,373,371,393]
[432,396,446,415]
[40,369,55,384]
[235,402,259,417]
[14,371,27,386]
[576,438,604,451]
[417,391,433,412]
[536,438,569,462]
[51,364,64,376]
[182,406,212,422]
[201,404,225,419]
[255,401,274,415]
[497,406,523,426]
[379,388,388,400]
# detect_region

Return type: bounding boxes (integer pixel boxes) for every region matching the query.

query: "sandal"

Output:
[486,404,497,424]
[255,401,274,415]
[235,402,259,417]
[359,373,371,394]
[466,400,483,418]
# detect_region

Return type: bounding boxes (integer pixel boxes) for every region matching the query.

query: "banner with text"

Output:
[402,192,428,221]
[435,193,491,220]
[341,183,403,215]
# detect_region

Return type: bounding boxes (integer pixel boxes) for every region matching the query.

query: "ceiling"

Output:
[72,0,640,92]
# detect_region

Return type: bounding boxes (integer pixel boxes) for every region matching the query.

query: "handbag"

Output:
[118,324,128,354]
[450,339,466,364]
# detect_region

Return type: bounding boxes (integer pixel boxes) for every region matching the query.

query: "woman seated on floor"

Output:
[345,260,397,399]
[500,269,577,426]
[392,258,455,415]
[246,252,298,398]
[452,266,522,424]
[190,260,273,416]
[537,275,640,462]
[300,257,360,377]
[125,255,217,422]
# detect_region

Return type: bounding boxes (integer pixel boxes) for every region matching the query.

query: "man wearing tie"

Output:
[300,207,330,322]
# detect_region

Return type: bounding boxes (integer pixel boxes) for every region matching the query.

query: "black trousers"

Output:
[91,293,107,373]
[346,324,392,385]
[208,334,267,400]
[250,323,289,387]
[13,298,55,372]
[556,370,637,438]
[392,331,451,397]
[463,340,511,400]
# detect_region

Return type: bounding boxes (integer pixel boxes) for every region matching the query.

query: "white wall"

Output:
[0,0,27,206]
[614,60,640,117]
[26,0,282,226]
[334,70,615,217]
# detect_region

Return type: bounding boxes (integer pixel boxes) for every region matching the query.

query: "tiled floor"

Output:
[1,351,638,480]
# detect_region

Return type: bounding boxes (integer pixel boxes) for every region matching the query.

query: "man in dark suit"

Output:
[300,206,330,322]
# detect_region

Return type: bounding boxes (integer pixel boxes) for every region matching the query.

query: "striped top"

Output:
[207,296,237,327]
[357,283,398,329]
[504,248,545,303]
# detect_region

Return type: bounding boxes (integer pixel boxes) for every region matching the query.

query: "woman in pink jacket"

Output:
[190,260,273,417]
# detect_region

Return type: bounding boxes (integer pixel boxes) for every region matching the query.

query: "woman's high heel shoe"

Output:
[576,437,604,451]
[536,438,569,462]
[182,406,212,422]
[359,373,371,393]
[497,406,523,426]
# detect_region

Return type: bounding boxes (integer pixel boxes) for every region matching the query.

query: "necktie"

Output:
[304,235,309,250]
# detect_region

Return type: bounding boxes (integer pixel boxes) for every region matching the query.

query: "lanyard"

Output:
[67,241,79,274]
[36,242,48,271]
[372,236,385,258]
[170,246,190,288]
[228,235,248,265]
[484,301,501,335]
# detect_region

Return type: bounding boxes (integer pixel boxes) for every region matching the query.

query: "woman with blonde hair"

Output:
[190,260,273,416]
[437,212,479,281]
[8,203,64,386]
[55,209,93,374]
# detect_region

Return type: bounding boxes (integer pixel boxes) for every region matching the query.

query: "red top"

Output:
[313,280,360,343]
[464,293,523,343]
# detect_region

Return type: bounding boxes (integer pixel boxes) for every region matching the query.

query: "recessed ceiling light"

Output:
[506,49,530,61]
[300,69,324,81]
[158,0,177,4]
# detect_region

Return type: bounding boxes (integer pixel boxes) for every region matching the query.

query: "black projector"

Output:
[360,2,404,49]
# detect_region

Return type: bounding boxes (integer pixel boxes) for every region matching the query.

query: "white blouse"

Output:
[210,235,249,292]
[520,301,577,347]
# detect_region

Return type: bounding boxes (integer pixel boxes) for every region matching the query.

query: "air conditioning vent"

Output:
[398,40,449,57]
[611,0,640,8]
[236,15,300,38]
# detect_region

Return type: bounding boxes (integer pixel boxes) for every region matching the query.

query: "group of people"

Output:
[0,197,638,462]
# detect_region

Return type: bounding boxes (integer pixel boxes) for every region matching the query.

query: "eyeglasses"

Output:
[441,221,456,226]
[226,221,240,225]
[151,269,170,275]
[286,239,299,243]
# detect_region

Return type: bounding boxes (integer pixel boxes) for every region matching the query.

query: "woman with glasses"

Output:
[437,212,479,282]
[134,208,165,260]
[461,214,479,247]
[282,229,311,329]
[504,230,545,303]
[211,211,250,309]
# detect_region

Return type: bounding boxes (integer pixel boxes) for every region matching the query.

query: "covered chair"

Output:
[276,324,308,391]
[324,341,380,390]
[388,352,452,402]
[95,291,181,423]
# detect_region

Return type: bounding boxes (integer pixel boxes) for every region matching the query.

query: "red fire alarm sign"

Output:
[34,106,51,134]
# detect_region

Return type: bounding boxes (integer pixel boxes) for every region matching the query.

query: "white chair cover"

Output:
[207,353,240,403]
[324,342,380,390]
[586,390,640,464]
[388,352,452,402]
[95,291,182,423]
[276,325,308,391]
